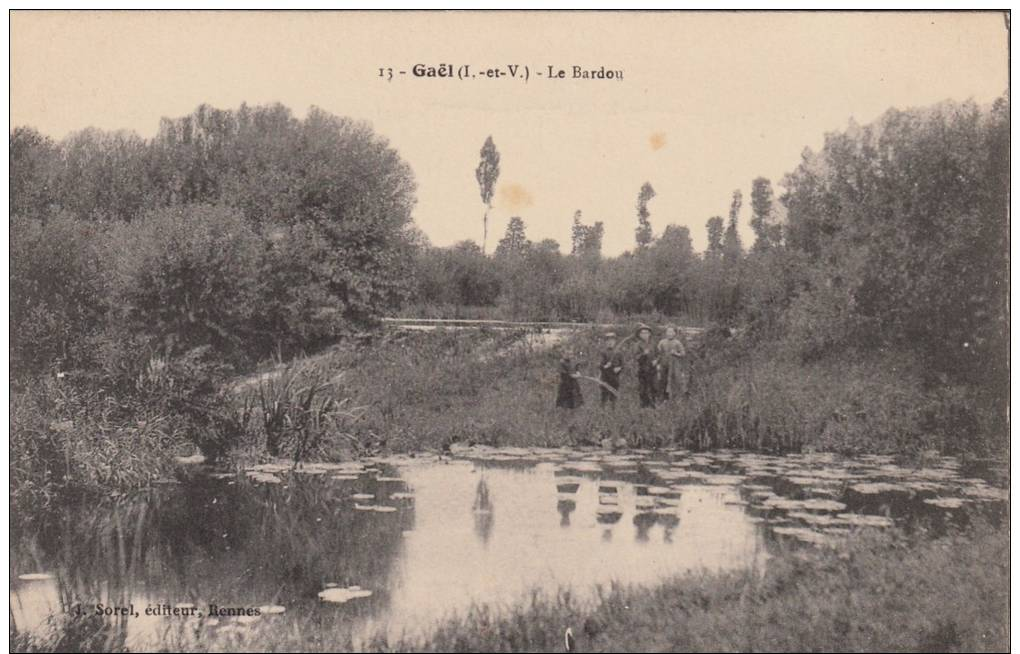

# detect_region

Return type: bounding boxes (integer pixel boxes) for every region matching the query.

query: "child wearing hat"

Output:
[634,324,657,408]
[599,332,624,406]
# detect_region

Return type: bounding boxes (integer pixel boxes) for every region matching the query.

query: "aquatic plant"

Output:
[250,357,366,463]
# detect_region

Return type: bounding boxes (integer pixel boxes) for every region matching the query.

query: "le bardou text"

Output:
[378,63,624,82]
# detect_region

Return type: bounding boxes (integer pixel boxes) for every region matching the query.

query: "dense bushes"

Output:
[11,102,418,373]
[10,103,419,515]
[405,97,1009,453]
[10,214,107,378]
[782,99,1008,375]
[9,94,1010,507]
[105,206,264,360]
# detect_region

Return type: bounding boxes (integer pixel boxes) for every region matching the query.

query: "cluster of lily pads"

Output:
[242,460,418,514]
[237,445,1006,551]
[448,445,1008,548]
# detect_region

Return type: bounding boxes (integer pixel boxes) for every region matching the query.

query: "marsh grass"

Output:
[246,356,366,462]
[286,328,993,457]
[10,376,179,529]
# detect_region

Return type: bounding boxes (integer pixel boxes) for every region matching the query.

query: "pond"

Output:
[10,447,1008,649]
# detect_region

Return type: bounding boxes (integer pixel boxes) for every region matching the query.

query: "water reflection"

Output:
[471,478,495,545]
[557,499,576,527]
[11,448,1007,646]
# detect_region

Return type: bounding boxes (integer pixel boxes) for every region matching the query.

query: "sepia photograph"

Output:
[8,9,1011,653]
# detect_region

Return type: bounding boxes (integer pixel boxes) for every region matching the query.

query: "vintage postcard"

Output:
[8,9,1010,653]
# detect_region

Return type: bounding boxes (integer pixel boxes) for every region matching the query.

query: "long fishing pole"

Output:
[575,374,620,397]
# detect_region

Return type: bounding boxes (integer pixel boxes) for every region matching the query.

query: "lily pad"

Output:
[17,573,53,581]
[634,496,656,509]
[773,526,835,546]
[247,471,283,484]
[850,482,911,495]
[962,486,1008,502]
[318,586,373,604]
[703,475,744,485]
[923,497,968,509]
[835,513,895,528]
[354,503,397,513]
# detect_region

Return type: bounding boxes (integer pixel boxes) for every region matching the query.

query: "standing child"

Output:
[634,324,657,408]
[555,347,585,409]
[599,332,624,406]
[656,326,687,400]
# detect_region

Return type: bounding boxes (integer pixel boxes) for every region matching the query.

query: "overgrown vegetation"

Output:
[405,98,1009,454]
[9,97,1009,530]
[296,328,993,457]
[10,103,417,521]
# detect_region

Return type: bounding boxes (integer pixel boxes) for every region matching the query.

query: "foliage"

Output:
[723,189,743,263]
[253,221,362,356]
[104,205,263,361]
[750,176,782,251]
[247,358,365,461]
[474,135,501,253]
[705,215,724,258]
[11,103,418,372]
[414,240,503,308]
[10,213,107,378]
[10,375,178,526]
[780,97,1009,443]
[570,209,604,260]
[634,182,656,248]
[494,216,529,258]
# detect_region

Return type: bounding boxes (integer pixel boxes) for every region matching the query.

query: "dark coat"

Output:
[556,357,584,409]
[635,341,657,408]
[599,349,624,388]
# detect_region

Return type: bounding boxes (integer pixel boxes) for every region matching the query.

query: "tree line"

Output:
[10,97,1009,430]
[411,97,1009,424]
[11,103,419,378]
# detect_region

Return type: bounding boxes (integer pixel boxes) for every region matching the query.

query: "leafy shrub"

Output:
[103,205,263,362]
[10,213,107,379]
[251,222,357,357]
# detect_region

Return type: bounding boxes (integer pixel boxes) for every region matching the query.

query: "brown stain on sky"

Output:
[498,183,534,211]
[650,132,667,151]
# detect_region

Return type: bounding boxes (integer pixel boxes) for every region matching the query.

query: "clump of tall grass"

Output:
[243,357,367,463]
[10,375,179,528]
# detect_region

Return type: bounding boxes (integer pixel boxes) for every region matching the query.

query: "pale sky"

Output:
[10,11,1009,255]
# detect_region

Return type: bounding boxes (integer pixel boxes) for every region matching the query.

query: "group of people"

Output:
[555,323,690,410]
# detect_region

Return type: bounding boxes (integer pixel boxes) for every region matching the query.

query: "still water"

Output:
[10,447,1007,648]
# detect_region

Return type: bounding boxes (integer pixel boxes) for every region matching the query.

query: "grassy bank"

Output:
[11,327,1005,532]
[10,330,1010,653]
[12,523,1009,652]
[290,328,1005,458]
